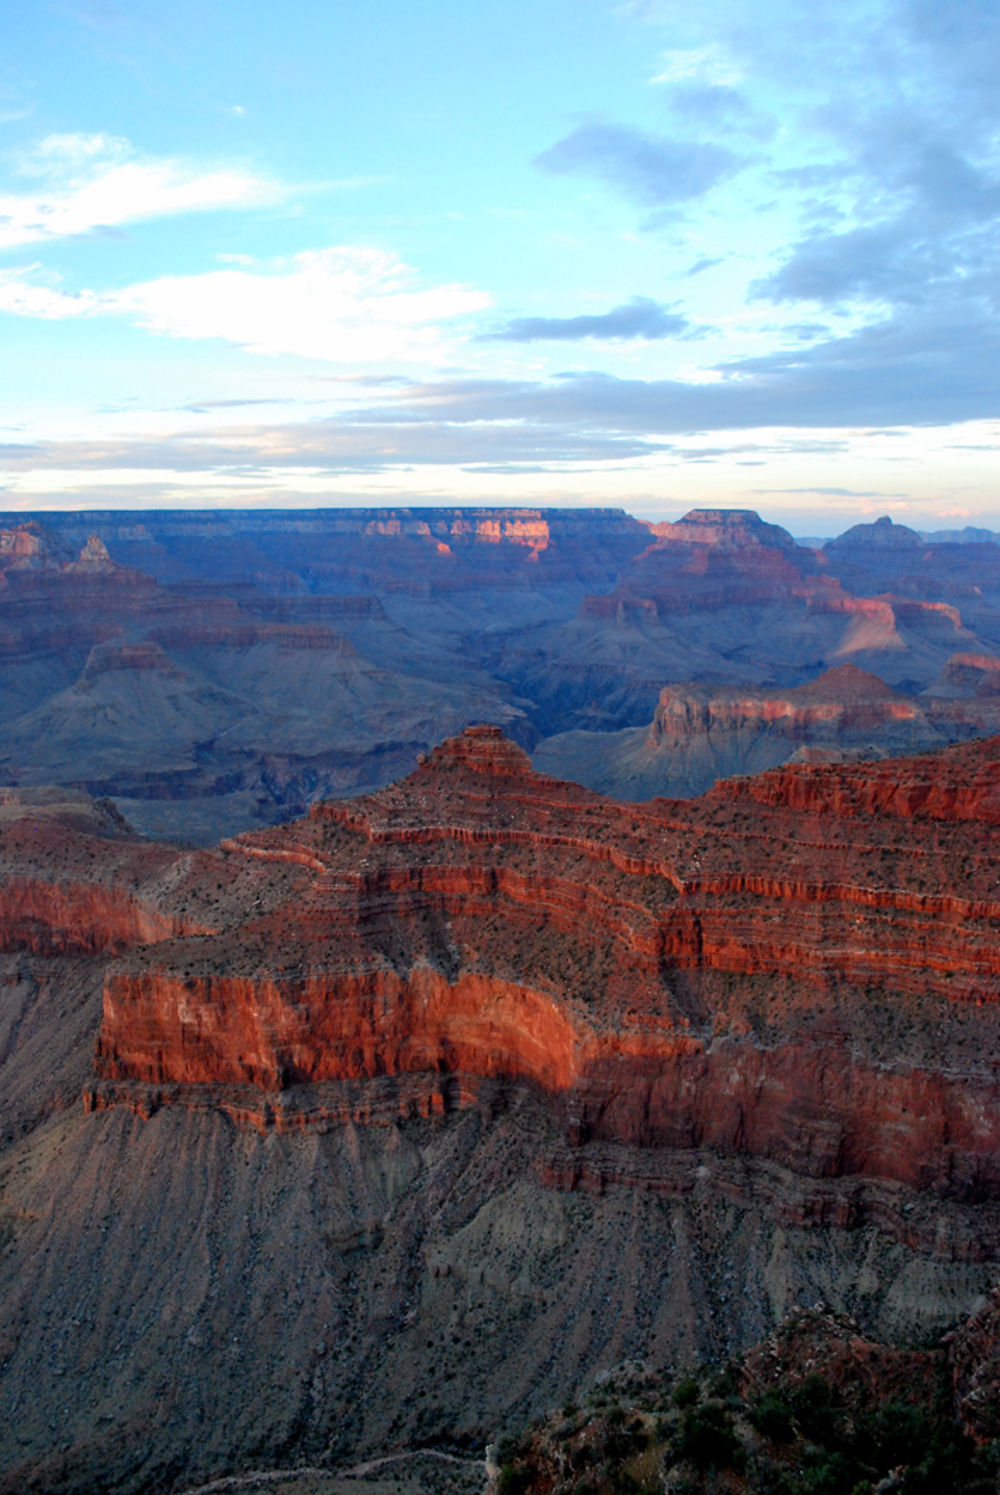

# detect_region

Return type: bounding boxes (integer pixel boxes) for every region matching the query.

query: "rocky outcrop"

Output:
[826,514,924,555]
[8,742,1000,1494]
[72,727,1000,1212]
[649,665,923,743]
[0,524,48,563]
[0,792,213,955]
[0,880,188,955]
[579,513,823,618]
[502,1303,1000,1495]
[16,506,651,588]
[6,505,1000,837]
[941,652,1000,695]
[533,660,1000,803]
[723,733,1000,822]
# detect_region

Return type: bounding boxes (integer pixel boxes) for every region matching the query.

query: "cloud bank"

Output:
[0,248,491,363]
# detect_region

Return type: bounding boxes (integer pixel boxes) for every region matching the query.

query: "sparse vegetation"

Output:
[492,1313,999,1495]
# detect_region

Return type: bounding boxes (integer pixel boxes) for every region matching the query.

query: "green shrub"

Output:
[672,1375,700,1410]
[790,1375,843,1446]
[674,1400,745,1472]
[497,1464,528,1495]
[749,1390,795,1442]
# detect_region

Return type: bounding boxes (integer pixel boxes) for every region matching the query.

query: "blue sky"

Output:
[1,0,999,533]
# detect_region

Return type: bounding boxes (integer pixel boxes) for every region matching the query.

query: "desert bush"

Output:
[673,1399,744,1472]
[749,1390,795,1442]
[672,1375,700,1410]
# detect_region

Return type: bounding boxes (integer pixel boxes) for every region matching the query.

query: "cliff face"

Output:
[14,506,651,590]
[8,738,1000,1494]
[78,725,1000,1213]
[6,505,1000,841]
[532,659,1000,803]
[649,666,925,742]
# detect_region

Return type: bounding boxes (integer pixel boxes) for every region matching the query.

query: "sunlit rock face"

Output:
[67,724,1000,1218]
[7,731,1000,1494]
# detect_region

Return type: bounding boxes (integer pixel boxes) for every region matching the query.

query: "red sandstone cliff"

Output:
[650,666,924,742]
[47,725,996,1211]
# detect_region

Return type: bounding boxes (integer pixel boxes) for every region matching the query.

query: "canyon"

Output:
[4,504,1000,1493]
[4,506,1000,838]
[3,724,1000,1490]
[85,722,1000,1209]
[533,660,1000,798]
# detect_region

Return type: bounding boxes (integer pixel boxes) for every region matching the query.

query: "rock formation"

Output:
[500,1301,1000,1495]
[532,662,1000,799]
[4,506,1000,838]
[5,731,1000,1493]
[74,725,1000,1231]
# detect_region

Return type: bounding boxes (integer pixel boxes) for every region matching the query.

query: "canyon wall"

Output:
[77,725,1000,1213]
[6,730,1000,1493]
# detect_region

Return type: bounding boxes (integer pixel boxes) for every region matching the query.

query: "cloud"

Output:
[479,297,689,342]
[535,123,739,207]
[752,487,906,498]
[0,132,283,248]
[648,45,742,86]
[0,414,658,476]
[755,220,944,306]
[755,139,1000,313]
[0,269,98,320]
[658,81,775,141]
[686,256,722,277]
[5,296,1000,493]
[0,248,491,364]
[366,299,1000,434]
[899,0,1000,108]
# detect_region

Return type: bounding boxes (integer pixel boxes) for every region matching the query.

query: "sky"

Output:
[1,0,999,535]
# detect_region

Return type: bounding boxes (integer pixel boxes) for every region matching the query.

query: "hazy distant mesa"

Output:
[2,504,1000,840]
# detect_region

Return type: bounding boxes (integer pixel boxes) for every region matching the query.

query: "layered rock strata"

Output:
[81,725,1000,1214]
[534,662,1000,801]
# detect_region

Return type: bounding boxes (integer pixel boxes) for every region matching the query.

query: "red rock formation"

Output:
[0,879,185,955]
[148,621,355,652]
[0,523,48,562]
[649,665,925,744]
[723,734,1000,822]
[579,507,830,619]
[68,726,1000,1210]
[942,652,1000,695]
[0,791,214,954]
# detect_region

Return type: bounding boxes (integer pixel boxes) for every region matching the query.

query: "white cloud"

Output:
[649,46,742,86]
[0,265,97,318]
[0,132,283,247]
[0,247,492,364]
[19,132,128,172]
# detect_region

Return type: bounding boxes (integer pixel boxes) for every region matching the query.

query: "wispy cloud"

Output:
[756,142,1000,311]
[0,247,491,364]
[752,486,907,498]
[0,414,658,475]
[535,122,739,208]
[648,45,742,87]
[0,132,284,248]
[479,297,689,342]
